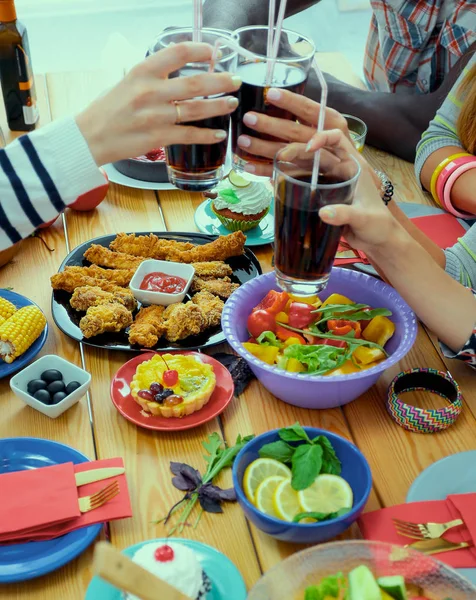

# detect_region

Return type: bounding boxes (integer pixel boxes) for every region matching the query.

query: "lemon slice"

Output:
[273,478,302,522]
[243,459,291,504]
[298,474,353,514]
[229,170,251,188]
[255,475,287,518]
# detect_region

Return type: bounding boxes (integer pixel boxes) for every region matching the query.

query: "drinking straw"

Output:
[310,57,328,190]
[193,0,202,42]
[208,39,221,73]
[265,0,276,81]
[217,37,259,62]
[266,0,288,86]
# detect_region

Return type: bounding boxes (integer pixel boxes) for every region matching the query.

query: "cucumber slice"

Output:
[348,565,381,600]
[377,576,408,600]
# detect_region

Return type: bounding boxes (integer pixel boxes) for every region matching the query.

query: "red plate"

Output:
[110,352,234,431]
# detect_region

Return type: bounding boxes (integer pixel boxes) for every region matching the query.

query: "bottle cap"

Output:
[0,1,16,22]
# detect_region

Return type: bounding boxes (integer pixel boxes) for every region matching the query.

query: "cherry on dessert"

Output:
[154,544,174,562]
[163,369,178,386]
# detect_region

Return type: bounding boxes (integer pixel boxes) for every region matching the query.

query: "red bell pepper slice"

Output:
[311,337,347,348]
[275,325,306,344]
[327,319,361,338]
[253,290,289,315]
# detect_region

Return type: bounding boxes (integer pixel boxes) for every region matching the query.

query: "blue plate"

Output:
[85,538,247,600]
[0,437,101,583]
[406,451,476,586]
[0,289,48,379]
[194,199,274,246]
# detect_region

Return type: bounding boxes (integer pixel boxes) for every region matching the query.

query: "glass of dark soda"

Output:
[274,145,361,295]
[231,26,315,173]
[152,28,238,192]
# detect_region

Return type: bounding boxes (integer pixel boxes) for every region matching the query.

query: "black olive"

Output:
[27,379,47,395]
[47,380,66,395]
[65,381,81,395]
[52,391,67,404]
[33,389,53,405]
[41,369,63,383]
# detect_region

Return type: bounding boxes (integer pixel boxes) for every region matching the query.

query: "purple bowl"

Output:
[222,268,417,409]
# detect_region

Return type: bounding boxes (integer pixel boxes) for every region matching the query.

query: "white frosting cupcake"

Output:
[126,542,210,600]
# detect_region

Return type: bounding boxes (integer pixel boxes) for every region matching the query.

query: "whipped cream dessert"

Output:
[126,542,210,600]
[212,178,272,216]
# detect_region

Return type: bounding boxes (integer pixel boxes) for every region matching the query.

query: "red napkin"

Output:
[0,462,80,536]
[0,457,132,544]
[358,494,476,568]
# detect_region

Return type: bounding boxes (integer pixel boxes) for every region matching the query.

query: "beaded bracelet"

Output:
[386,368,462,433]
[442,161,476,219]
[430,152,470,207]
[435,155,475,208]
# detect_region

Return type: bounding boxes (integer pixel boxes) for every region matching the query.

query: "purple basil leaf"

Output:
[199,491,223,514]
[171,475,196,491]
[199,483,223,501]
[169,462,202,487]
[216,487,236,502]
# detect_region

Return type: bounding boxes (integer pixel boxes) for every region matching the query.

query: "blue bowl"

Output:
[232,427,372,544]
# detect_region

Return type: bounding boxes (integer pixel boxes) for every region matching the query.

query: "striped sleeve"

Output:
[414,54,476,185]
[440,289,476,370]
[0,117,105,251]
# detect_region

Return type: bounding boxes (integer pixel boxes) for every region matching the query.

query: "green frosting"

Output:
[219,189,240,204]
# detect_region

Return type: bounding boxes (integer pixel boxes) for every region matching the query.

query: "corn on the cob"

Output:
[0,297,17,326]
[0,305,46,363]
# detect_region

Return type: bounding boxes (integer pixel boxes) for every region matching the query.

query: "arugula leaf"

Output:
[291,444,323,490]
[259,440,295,463]
[278,422,311,443]
[256,331,282,347]
[312,436,342,475]
[202,432,222,469]
[314,302,369,314]
[203,434,254,483]
[284,344,348,375]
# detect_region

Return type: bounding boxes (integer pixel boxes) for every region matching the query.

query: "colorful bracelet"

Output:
[442,160,476,219]
[386,368,462,433]
[435,155,475,207]
[430,153,470,206]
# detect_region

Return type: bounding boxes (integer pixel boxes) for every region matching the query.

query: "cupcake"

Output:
[210,171,272,232]
[126,542,211,599]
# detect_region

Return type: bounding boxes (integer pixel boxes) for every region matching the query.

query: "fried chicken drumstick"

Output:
[79,303,133,338]
[128,305,166,348]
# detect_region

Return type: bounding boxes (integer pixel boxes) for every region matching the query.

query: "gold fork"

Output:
[78,480,120,513]
[393,517,463,540]
[406,537,472,555]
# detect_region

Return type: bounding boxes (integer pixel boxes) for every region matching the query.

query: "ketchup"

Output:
[140,272,187,294]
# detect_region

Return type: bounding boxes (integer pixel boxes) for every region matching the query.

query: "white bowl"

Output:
[10,354,91,419]
[130,259,195,306]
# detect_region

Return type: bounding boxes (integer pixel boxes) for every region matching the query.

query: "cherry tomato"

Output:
[247,309,276,338]
[163,369,179,386]
[253,290,289,315]
[288,302,315,329]
[327,319,361,338]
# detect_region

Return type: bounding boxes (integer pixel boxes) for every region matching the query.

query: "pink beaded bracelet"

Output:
[442,160,476,219]
[435,155,475,206]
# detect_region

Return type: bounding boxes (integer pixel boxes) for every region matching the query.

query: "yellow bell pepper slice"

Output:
[362,316,396,347]
[275,311,289,324]
[242,343,279,365]
[286,357,306,373]
[326,360,360,376]
[321,293,353,307]
[283,337,304,347]
[353,346,386,365]
[289,294,321,307]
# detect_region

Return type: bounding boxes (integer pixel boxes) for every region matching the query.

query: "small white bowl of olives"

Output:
[10,355,91,418]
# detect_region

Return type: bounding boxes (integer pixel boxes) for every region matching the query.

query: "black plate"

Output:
[51,232,262,352]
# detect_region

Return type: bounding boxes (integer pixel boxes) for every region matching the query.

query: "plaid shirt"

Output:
[364,1,476,94]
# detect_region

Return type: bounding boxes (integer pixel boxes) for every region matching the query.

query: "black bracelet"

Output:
[375,170,394,205]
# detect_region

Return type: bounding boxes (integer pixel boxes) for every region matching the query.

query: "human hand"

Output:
[76,42,242,166]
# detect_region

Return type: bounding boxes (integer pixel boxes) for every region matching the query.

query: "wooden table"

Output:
[1,54,475,600]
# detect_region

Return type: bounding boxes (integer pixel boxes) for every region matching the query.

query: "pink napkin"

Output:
[0,458,132,544]
[358,494,476,568]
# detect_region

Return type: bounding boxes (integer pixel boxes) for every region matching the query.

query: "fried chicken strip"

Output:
[51,271,133,295]
[191,261,232,278]
[164,231,246,263]
[162,301,205,342]
[65,265,134,287]
[191,276,239,299]
[84,245,144,270]
[128,305,166,348]
[191,290,224,329]
[79,303,133,338]
[110,233,194,259]
[70,286,136,312]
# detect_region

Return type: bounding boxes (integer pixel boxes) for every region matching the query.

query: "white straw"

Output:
[193,0,202,42]
[208,39,221,73]
[217,37,259,62]
[310,57,328,190]
[266,0,288,86]
[266,0,276,80]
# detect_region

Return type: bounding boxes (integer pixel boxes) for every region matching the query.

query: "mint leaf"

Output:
[256,331,282,347]
[291,444,322,490]
[278,422,311,443]
[312,436,342,475]
[259,440,294,463]
[293,508,350,523]
[304,586,321,600]
[219,189,240,204]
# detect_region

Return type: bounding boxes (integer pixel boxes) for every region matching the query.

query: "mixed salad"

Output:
[305,565,440,600]
[244,290,396,376]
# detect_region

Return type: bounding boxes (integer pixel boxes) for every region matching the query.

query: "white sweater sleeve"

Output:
[0,116,105,251]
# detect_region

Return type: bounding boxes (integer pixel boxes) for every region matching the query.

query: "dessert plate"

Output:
[85,537,247,600]
[0,289,48,379]
[194,199,275,246]
[0,437,101,582]
[102,163,177,191]
[110,351,234,431]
